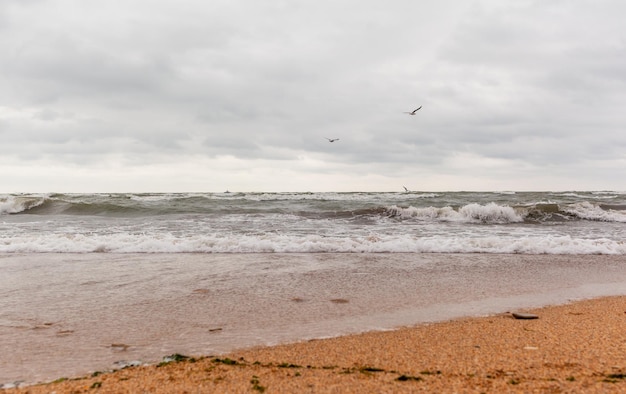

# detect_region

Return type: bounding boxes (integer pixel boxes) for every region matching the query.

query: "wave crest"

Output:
[387,203,523,223]
[563,202,626,223]
[386,201,626,224]
[0,196,47,215]
[1,233,623,254]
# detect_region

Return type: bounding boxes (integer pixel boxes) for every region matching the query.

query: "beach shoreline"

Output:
[5,295,626,393]
[3,252,626,386]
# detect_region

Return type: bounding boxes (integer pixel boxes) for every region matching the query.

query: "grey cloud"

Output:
[4,35,172,103]
[1,0,625,191]
[410,0,626,170]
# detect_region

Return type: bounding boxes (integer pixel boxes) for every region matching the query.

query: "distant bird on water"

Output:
[404,106,422,115]
[325,137,339,142]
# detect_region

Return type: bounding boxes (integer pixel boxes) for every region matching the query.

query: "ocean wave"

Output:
[552,191,622,200]
[386,201,626,224]
[562,202,626,222]
[1,197,147,217]
[0,195,47,214]
[519,201,626,223]
[387,203,524,223]
[0,233,623,254]
[4,192,626,225]
[217,191,439,202]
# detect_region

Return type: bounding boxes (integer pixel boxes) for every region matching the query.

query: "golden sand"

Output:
[8,296,626,393]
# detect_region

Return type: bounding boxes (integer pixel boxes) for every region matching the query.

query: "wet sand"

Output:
[2,253,626,386]
[5,295,626,393]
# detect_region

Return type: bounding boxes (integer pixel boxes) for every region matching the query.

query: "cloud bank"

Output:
[1,0,625,192]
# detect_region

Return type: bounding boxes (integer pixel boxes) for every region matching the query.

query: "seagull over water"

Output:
[325,137,339,142]
[404,106,422,115]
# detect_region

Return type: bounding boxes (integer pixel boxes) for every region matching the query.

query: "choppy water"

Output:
[2,191,626,387]
[2,191,625,254]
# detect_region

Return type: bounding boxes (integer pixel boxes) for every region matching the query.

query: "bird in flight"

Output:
[325,137,339,142]
[404,106,422,115]
[403,186,410,192]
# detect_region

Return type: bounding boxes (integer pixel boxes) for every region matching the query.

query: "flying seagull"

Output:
[325,137,339,142]
[404,106,422,115]
[403,186,410,192]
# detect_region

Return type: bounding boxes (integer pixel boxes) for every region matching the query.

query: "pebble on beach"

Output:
[511,312,539,319]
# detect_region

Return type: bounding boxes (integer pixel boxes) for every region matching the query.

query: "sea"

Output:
[2,191,626,386]
[2,191,626,254]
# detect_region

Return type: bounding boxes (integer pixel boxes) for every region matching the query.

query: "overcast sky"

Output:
[1,0,625,192]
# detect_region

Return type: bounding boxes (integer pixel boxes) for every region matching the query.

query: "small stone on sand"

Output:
[512,312,539,319]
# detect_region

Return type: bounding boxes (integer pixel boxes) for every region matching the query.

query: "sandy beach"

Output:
[5,295,625,393]
[3,253,626,387]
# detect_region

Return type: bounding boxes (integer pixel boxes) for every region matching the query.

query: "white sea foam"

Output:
[1,232,624,254]
[204,192,439,202]
[0,195,46,215]
[564,202,626,222]
[494,191,516,195]
[388,202,524,223]
[459,203,524,223]
[554,191,621,200]
[591,190,626,196]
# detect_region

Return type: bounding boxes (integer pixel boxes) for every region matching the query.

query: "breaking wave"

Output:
[0,195,47,215]
[562,202,626,222]
[3,193,626,224]
[0,232,624,254]
[2,191,625,255]
[387,203,523,223]
[387,202,626,223]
